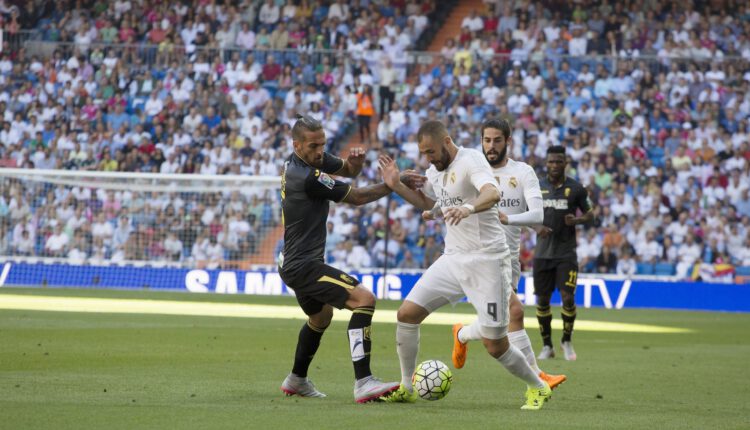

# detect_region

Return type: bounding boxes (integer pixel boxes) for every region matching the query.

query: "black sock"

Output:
[536,304,553,347]
[348,306,374,380]
[291,321,326,378]
[561,305,577,343]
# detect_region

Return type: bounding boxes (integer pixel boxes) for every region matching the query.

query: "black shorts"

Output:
[532,258,579,297]
[280,260,360,316]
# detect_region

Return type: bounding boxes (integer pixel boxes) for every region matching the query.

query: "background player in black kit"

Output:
[534,146,594,361]
[279,115,424,403]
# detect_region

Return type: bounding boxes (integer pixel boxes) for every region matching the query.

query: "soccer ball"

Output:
[412,359,453,401]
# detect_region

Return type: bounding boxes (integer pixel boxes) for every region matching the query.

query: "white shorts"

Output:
[406,252,512,339]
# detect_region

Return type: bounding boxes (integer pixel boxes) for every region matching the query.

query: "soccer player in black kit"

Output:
[278,115,424,403]
[534,146,594,361]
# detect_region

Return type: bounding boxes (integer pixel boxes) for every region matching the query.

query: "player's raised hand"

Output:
[443,206,471,226]
[347,146,366,170]
[378,155,401,189]
[499,211,509,225]
[400,169,427,190]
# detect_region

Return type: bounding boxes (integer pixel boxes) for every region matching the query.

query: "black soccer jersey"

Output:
[534,176,592,261]
[279,151,350,279]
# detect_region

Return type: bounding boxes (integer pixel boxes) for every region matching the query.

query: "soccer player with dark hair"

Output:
[378,120,552,410]
[449,118,566,389]
[534,145,594,361]
[279,114,424,403]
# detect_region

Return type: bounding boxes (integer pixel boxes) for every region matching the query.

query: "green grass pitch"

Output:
[1,287,748,429]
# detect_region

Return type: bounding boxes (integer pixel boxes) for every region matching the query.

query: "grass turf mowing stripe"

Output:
[0,293,690,333]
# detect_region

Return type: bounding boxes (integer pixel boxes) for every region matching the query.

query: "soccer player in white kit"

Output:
[450,119,567,390]
[378,120,552,410]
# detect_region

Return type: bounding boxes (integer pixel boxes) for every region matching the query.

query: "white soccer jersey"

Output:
[423,147,507,255]
[492,158,543,256]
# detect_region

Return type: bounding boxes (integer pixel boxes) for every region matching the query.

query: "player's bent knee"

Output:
[345,285,376,309]
[396,300,429,324]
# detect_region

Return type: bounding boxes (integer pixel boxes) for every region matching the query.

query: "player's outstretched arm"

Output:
[378,155,435,210]
[342,182,391,206]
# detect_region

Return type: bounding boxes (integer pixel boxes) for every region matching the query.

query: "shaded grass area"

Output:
[1,287,748,429]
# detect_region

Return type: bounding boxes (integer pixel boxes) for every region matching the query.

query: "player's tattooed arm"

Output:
[342,183,392,206]
[379,155,435,210]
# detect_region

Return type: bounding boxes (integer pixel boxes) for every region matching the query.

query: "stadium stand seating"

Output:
[0,0,749,280]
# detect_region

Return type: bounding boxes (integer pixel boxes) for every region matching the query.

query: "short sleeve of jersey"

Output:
[467,150,499,192]
[575,183,593,213]
[320,152,345,175]
[305,169,351,202]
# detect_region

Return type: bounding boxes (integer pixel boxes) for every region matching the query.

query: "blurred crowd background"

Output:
[1,0,750,281]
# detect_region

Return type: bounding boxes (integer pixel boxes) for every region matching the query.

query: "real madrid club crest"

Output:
[565,187,571,197]
[509,177,518,188]
[450,171,456,184]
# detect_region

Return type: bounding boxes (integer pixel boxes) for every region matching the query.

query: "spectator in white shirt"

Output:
[461,10,484,33]
[327,0,349,21]
[45,224,69,257]
[665,213,690,244]
[258,0,280,27]
[206,235,224,269]
[522,66,543,95]
[91,213,114,246]
[616,247,637,276]
[568,28,588,56]
[676,234,703,278]
[344,241,373,269]
[144,92,163,117]
[637,231,662,263]
[14,229,35,256]
[507,85,530,115]
[235,22,255,50]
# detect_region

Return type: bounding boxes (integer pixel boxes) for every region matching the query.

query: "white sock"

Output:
[508,329,541,374]
[396,322,420,390]
[457,322,482,343]
[497,344,545,389]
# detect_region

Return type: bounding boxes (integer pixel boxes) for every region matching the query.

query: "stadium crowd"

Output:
[1,0,750,280]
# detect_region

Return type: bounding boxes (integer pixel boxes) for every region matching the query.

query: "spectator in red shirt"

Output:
[262,55,282,83]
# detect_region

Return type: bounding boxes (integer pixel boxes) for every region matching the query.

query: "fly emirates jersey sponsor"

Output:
[492,159,542,256]
[423,147,508,255]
